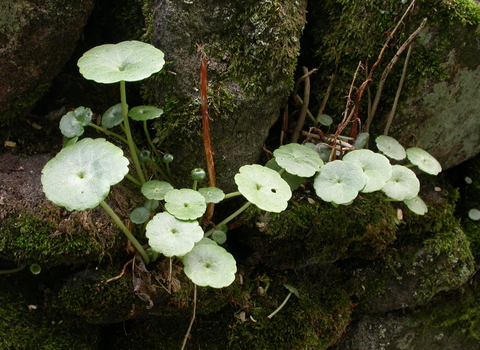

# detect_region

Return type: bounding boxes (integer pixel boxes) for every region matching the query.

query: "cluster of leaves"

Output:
[40,40,442,291]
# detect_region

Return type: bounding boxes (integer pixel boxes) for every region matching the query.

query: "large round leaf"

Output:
[78,41,165,84]
[375,135,406,160]
[265,158,303,191]
[146,212,203,257]
[182,242,237,288]
[128,106,164,121]
[343,149,392,193]
[313,160,366,205]
[381,165,420,201]
[273,143,323,177]
[406,147,442,175]
[41,138,129,211]
[164,189,207,220]
[59,107,92,138]
[234,165,292,213]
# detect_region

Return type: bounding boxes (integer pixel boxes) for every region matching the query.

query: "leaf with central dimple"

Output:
[198,187,225,204]
[273,143,323,177]
[381,165,420,201]
[375,135,406,160]
[182,241,237,288]
[128,106,164,121]
[234,164,292,213]
[146,212,203,257]
[164,189,207,220]
[343,149,392,193]
[41,138,129,211]
[102,103,124,128]
[78,41,165,84]
[313,160,366,205]
[141,180,174,200]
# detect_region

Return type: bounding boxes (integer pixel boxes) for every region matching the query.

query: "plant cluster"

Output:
[40,40,442,293]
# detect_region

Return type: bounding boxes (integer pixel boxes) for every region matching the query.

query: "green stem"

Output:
[192,180,198,191]
[223,191,242,199]
[120,81,146,184]
[205,201,251,237]
[100,201,150,264]
[87,123,129,145]
[0,265,26,275]
[125,173,142,187]
[267,292,292,319]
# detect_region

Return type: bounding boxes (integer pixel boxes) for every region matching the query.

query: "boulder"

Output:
[0,0,94,121]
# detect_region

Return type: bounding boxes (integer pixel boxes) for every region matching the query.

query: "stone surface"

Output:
[148,0,307,190]
[0,0,94,120]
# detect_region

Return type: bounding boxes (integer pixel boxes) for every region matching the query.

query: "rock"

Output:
[0,0,94,121]
[147,0,307,190]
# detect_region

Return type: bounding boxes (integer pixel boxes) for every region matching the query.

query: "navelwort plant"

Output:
[41,41,442,292]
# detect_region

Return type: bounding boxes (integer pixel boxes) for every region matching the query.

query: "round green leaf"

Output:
[317,114,333,126]
[59,107,92,138]
[265,158,303,191]
[313,160,366,205]
[182,243,237,288]
[78,41,165,84]
[30,264,41,275]
[212,230,227,244]
[343,149,392,193]
[41,138,129,211]
[468,208,480,221]
[234,165,292,213]
[141,180,174,200]
[102,103,124,128]
[143,199,159,211]
[130,207,150,224]
[198,187,225,204]
[164,189,207,220]
[381,165,420,201]
[273,143,323,177]
[128,106,164,121]
[404,196,428,215]
[353,132,369,150]
[375,135,406,160]
[146,212,203,257]
[406,148,442,175]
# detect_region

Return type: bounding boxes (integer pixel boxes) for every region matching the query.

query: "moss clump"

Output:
[0,271,98,349]
[242,190,398,269]
[0,83,50,125]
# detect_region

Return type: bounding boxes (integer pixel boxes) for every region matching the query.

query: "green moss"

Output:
[0,208,118,268]
[242,190,398,268]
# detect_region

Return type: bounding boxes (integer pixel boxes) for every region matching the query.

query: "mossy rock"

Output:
[240,190,398,269]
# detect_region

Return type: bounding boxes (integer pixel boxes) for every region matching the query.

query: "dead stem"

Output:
[384,44,413,136]
[103,258,133,283]
[180,284,197,350]
[291,67,317,143]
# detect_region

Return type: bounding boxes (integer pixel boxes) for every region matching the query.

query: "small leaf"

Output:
[141,180,174,200]
[404,196,428,215]
[30,264,41,275]
[130,207,150,224]
[381,165,420,201]
[41,138,129,211]
[143,199,159,211]
[102,103,124,128]
[182,242,237,288]
[313,160,366,205]
[343,149,392,193]
[198,187,225,204]
[59,107,92,138]
[128,106,164,121]
[375,135,406,160]
[164,189,207,220]
[353,133,369,150]
[78,41,165,84]
[273,143,323,177]
[146,212,204,257]
[317,114,333,126]
[212,230,227,244]
[406,147,442,175]
[284,284,300,298]
[468,208,480,221]
[234,165,292,213]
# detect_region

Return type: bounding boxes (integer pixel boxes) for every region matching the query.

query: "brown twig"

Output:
[180,284,197,350]
[198,49,216,224]
[291,67,317,143]
[384,44,413,135]
[103,259,134,283]
[366,17,427,133]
